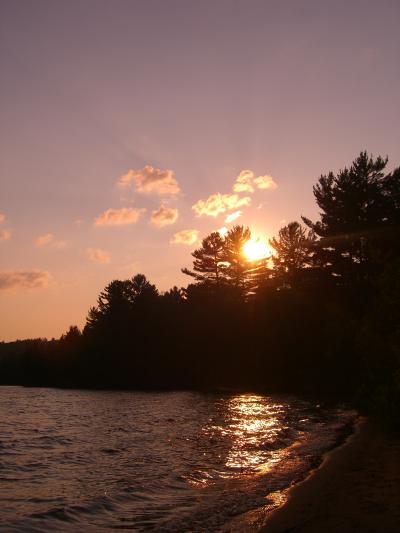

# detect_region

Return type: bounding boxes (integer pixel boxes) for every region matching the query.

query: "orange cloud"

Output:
[0,213,5,223]
[0,229,11,241]
[119,165,180,195]
[233,170,277,192]
[254,174,278,190]
[95,207,146,226]
[150,205,179,228]
[35,233,66,249]
[224,210,242,223]
[170,229,199,245]
[192,193,251,217]
[233,170,254,193]
[0,270,51,290]
[86,248,110,264]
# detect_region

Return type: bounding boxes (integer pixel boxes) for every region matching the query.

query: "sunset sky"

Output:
[1,0,400,341]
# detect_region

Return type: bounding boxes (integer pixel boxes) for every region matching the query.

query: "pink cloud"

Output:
[150,205,179,227]
[119,165,180,195]
[95,207,146,226]
[35,233,66,249]
[86,248,110,264]
[0,270,51,290]
[0,229,11,241]
[170,229,199,245]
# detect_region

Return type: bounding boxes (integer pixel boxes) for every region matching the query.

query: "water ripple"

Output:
[0,387,354,532]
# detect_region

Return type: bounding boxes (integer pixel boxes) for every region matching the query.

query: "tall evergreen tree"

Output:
[183,226,269,298]
[269,221,316,288]
[182,231,227,287]
[129,274,159,307]
[224,225,269,296]
[302,151,399,287]
[85,280,133,332]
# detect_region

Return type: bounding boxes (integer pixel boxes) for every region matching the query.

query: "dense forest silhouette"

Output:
[1,152,399,426]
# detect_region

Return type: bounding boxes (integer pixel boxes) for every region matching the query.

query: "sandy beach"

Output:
[252,417,400,533]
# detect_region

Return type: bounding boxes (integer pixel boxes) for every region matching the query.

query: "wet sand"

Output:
[257,417,400,533]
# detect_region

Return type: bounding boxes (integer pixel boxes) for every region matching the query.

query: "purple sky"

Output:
[1,0,400,340]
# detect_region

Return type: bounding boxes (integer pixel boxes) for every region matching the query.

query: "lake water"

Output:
[0,387,354,532]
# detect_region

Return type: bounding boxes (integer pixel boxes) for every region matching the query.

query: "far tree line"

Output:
[1,152,399,427]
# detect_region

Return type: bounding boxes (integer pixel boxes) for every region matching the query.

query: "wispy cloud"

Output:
[35,233,66,249]
[150,205,179,228]
[119,165,180,195]
[0,270,51,290]
[95,207,146,226]
[233,170,277,192]
[0,229,11,241]
[86,248,110,264]
[0,213,5,224]
[192,193,251,217]
[170,229,199,245]
[224,210,242,223]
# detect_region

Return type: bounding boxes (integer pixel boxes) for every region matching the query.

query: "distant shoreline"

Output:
[231,417,400,533]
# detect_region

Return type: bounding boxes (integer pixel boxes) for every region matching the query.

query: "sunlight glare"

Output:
[243,237,271,261]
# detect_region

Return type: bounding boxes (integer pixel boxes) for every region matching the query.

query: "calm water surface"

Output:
[0,387,354,532]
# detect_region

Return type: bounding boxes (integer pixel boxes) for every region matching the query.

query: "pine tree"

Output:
[182,226,269,298]
[302,151,399,287]
[223,225,251,292]
[224,226,270,296]
[85,280,133,332]
[129,274,159,306]
[270,221,315,288]
[182,231,227,287]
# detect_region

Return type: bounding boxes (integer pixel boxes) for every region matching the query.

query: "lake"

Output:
[0,387,354,531]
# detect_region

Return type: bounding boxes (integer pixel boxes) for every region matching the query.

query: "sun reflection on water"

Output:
[225,395,285,474]
[200,394,288,482]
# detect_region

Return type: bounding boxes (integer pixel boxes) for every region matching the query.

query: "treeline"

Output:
[1,152,399,425]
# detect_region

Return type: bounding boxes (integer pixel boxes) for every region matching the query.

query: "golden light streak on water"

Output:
[224,395,285,473]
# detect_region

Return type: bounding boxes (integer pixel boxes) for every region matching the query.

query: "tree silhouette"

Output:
[223,225,251,289]
[182,232,227,287]
[60,325,82,345]
[270,221,316,288]
[85,280,133,333]
[224,225,269,296]
[162,286,185,304]
[302,151,397,288]
[129,274,159,307]
[182,226,269,298]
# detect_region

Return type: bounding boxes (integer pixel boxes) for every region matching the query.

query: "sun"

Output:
[243,237,272,262]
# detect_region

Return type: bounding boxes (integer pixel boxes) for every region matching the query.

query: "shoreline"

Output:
[229,416,400,533]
